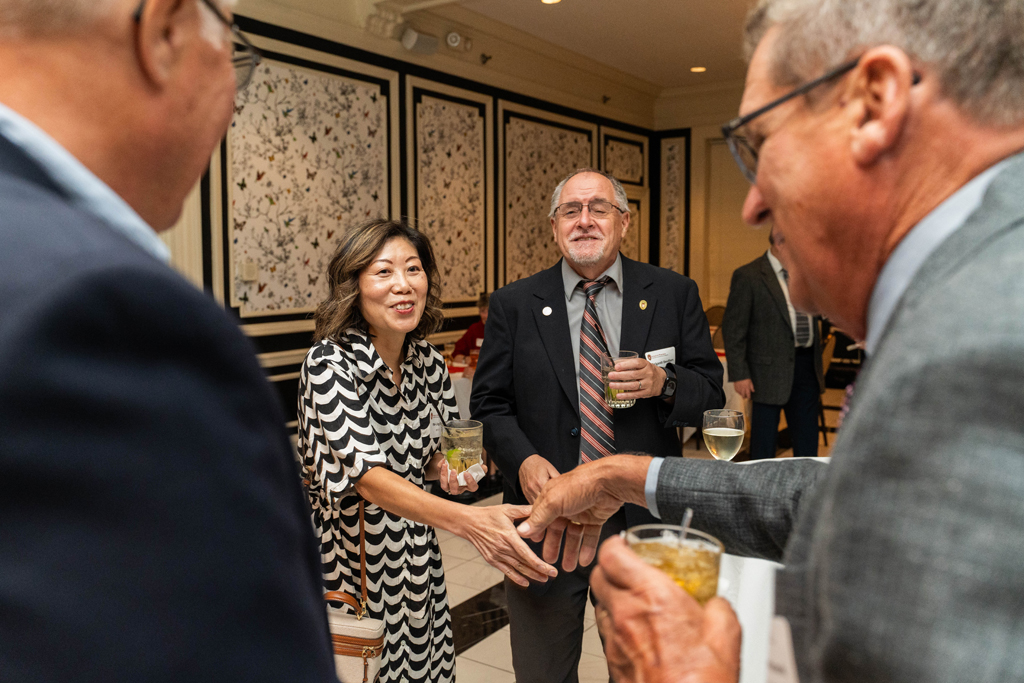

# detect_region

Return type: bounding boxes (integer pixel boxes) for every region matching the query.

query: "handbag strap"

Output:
[324,500,369,619]
[359,500,368,611]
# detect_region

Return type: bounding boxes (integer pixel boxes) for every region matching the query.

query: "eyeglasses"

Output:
[133,0,262,91]
[721,57,860,183]
[554,200,624,221]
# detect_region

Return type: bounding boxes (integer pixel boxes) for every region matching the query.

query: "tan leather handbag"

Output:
[324,502,385,683]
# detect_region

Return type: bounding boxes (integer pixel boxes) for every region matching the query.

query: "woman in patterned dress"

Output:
[298,220,557,683]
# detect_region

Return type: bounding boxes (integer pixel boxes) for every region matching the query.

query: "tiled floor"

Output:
[441,493,610,683]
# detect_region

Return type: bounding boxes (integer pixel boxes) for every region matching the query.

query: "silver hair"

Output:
[0,0,119,36]
[548,168,630,219]
[0,0,236,39]
[744,0,1024,127]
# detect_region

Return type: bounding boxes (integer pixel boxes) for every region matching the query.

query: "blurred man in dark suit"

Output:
[0,1,336,681]
[722,227,824,458]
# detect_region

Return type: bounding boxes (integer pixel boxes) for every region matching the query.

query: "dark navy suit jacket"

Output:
[0,135,337,682]
[471,257,724,532]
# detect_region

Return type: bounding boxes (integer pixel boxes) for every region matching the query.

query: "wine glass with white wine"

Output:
[702,409,745,461]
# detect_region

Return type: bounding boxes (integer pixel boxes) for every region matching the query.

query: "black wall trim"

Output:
[236,16,654,137]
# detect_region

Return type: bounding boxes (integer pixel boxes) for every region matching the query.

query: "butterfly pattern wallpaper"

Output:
[604,138,645,185]
[229,61,388,316]
[504,117,592,283]
[661,139,684,273]
[415,95,486,300]
[622,200,641,261]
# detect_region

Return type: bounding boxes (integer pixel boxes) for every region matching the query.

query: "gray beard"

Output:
[567,242,606,267]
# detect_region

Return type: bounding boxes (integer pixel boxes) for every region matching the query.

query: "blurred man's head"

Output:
[549,169,631,280]
[728,0,1024,338]
[477,291,490,325]
[0,0,244,230]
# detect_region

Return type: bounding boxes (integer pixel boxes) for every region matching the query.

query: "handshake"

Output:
[514,454,741,683]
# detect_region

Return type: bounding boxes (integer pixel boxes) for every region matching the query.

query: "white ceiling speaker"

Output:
[402,27,440,55]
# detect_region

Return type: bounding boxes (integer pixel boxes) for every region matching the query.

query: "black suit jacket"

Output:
[721,253,824,405]
[0,135,336,681]
[470,257,724,527]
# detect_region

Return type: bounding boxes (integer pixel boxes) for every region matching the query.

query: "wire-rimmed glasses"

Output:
[721,57,860,183]
[133,0,262,91]
[553,200,624,221]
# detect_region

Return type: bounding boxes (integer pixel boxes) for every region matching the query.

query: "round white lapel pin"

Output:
[542,306,552,316]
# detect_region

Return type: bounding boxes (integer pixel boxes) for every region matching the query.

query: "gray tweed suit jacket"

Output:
[653,152,1024,683]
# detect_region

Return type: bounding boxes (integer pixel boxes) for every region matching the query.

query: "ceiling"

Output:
[440,0,752,90]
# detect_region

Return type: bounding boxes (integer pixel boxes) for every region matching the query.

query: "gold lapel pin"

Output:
[639,300,648,311]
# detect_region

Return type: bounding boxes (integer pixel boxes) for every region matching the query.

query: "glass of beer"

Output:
[702,409,745,461]
[442,419,483,475]
[601,350,639,409]
[624,524,723,605]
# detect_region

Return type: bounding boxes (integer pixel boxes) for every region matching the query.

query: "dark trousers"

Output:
[750,347,821,460]
[504,507,626,683]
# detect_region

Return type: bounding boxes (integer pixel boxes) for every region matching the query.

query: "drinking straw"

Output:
[680,507,694,540]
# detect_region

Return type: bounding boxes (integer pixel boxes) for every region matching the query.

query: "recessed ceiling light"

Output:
[542,0,561,4]
[691,66,707,73]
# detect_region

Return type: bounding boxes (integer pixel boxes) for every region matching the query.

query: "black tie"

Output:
[578,277,615,463]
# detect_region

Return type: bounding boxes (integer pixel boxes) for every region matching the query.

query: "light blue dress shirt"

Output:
[644,157,1013,518]
[0,101,170,263]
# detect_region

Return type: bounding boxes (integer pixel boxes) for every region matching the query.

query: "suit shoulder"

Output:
[733,255,767,279]
[630,260,699,294]
[491,265,558,302]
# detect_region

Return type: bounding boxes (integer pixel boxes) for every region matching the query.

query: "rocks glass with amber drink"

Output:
[442,419,483,476]
[601,350,639,409]
[624,524,723,605]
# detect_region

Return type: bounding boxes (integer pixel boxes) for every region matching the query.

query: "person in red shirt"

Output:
[453,292,489,360]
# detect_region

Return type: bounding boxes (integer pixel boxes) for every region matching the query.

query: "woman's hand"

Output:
[456,504,559,587]
[437,457,479,495]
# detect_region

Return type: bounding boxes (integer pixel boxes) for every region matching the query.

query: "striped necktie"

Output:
[578,277,615,463]
[781,268,812,346]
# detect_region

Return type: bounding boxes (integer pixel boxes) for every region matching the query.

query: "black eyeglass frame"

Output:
[553,200,626,221]
[721,57,861,183]
[132,0,262,91]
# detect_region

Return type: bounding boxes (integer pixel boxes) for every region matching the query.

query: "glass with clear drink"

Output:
[442,419,483,475]
[601,350,639,409]
[624,524,723,605]
[702,409,745,461]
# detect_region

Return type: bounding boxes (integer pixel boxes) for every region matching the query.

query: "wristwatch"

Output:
[660,365,677,398]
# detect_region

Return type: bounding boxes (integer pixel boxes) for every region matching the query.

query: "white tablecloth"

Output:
[451,376,473,420]
[719,554,780,683]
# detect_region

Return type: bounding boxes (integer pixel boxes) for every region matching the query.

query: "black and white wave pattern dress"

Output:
[298,331,458,683]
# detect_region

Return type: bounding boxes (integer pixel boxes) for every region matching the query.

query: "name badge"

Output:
[645,347,676,367]
[428,406,444,441]
[767,616,800,683]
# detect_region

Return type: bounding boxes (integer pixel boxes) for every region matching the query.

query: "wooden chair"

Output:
[705,305,726,328]
[819,333,837,446]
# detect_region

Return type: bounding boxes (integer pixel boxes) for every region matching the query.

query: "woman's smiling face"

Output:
[357,237,428,343]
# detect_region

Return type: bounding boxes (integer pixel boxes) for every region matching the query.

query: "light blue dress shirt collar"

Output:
[0,101,170,263]
[561,252,624,300]
[865,158,1011,355]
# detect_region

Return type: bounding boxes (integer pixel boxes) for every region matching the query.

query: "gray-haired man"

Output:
[519,0,1024,681]
[471,168,723,682]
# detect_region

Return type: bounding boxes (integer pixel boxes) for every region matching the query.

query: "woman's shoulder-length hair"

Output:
[313,219,443,344]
